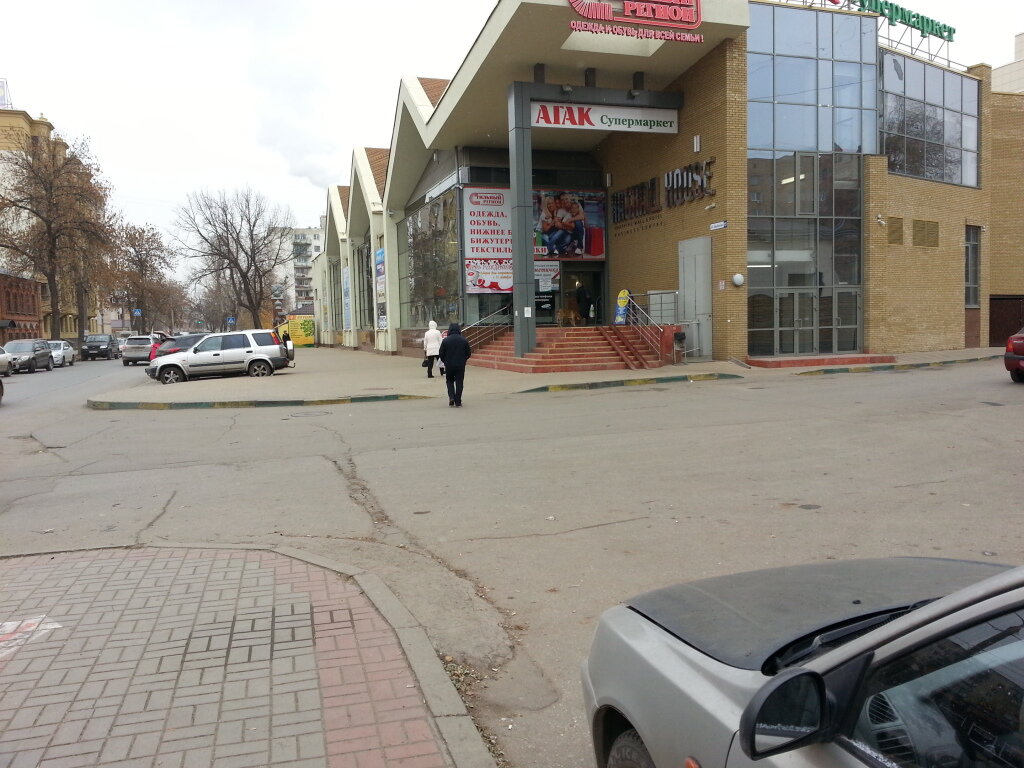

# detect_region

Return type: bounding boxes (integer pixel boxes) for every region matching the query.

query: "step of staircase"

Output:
[468,325,665,373]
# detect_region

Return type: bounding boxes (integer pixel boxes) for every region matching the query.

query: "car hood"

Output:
[626,557,1011,672]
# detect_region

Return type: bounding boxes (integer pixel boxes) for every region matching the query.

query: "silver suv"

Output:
[145,329,293,384]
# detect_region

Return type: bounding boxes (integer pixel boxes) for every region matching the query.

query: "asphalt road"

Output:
[0,357,1021,768]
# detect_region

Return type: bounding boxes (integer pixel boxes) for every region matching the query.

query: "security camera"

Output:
[876,214,886,226]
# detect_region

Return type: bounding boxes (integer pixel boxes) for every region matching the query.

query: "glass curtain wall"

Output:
[747,2,873,356]
[355,241,374,330]
[398,188,461,329]
[880,52,980,186]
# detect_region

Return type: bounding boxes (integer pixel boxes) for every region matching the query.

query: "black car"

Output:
[83,334,121,360]
[5,339,54,373]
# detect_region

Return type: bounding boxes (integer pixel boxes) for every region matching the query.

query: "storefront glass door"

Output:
[777,290,816,354]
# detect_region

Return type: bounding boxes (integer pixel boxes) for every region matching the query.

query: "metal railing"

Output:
[622,297,663,358]
[460,305,512,350]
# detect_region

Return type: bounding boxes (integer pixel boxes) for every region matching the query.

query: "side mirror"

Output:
[739,668,827,760]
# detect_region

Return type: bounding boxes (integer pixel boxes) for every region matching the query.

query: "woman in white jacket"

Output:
[422,320,443,378]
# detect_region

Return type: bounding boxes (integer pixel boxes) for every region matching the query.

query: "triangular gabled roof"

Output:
[365,148,390,199]
[417,77,450,107]
[338,185,350,219]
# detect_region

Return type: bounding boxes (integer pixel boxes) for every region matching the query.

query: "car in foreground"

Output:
[5,339,53,373]
[582,557,1024,768]
[1004,327,1024,382]
[122,335,160,366]
[47,340,76,367]
[151,333,208,360]
[0,345,11,377]
[83,333,120,360]
[145,329,293,384]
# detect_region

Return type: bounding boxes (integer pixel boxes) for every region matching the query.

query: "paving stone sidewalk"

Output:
[0,549,457,768]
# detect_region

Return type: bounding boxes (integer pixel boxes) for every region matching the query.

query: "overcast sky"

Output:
[0,0,1019,241]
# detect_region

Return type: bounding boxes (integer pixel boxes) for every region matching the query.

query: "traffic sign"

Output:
[226,316,236,325]
[132,309,142,317]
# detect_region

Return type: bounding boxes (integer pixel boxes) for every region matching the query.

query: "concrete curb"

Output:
[519,371,744,393]
[86,393,432,410]
[4,542,497,768]
[794,355,1002,376]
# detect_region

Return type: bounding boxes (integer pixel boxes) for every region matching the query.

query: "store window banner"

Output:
[462,186,606,294]
[531,102,678,134]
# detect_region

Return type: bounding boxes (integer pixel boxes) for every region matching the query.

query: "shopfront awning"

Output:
[0,320,17,329]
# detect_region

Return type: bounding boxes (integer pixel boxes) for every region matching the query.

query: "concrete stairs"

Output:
[469,326,663,373]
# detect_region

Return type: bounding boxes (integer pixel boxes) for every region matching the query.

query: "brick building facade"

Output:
[0,270,43,344]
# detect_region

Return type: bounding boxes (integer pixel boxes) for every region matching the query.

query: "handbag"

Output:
[421,357,429,368]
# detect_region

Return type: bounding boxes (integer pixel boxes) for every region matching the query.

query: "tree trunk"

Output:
[76,281,89,345]
[47,272,61,341]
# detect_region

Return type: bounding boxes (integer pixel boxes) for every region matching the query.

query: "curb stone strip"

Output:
[794,355,1001,376]
[519,372,744,393]
[1,542,497,768]
[87,394,433,410]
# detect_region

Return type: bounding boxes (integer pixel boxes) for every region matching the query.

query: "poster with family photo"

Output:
[533,189,606,259]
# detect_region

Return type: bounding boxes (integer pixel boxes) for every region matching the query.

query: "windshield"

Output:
[85,335,109,342]
[47,342,61,349]
[6,341,32,352]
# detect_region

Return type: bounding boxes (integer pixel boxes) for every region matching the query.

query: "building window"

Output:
[965,225,980,307]
[881,51,979,187]
[398,187,461,328]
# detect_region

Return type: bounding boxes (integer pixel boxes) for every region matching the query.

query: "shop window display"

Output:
[398,188,460,329]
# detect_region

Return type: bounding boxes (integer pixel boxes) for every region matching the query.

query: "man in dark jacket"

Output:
[438,322,472,407]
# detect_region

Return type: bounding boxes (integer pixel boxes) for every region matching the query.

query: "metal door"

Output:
[678,237,712,358]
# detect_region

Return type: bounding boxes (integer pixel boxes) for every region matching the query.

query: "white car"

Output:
[47,340,76,367]
[0,345,11,377]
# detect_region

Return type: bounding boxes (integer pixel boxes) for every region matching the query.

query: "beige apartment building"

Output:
[317,0,1024,365]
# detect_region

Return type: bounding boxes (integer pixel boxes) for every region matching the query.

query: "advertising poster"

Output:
[341,265,352,331]
[374,249,387,330]
[463,186,605,295]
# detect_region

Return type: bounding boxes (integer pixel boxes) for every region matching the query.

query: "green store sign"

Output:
[854,0,956,41]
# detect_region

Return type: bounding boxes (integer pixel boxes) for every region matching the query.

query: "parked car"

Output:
[5,339,53,373]
[84,334,121,360]
[47,340,76,367]
[1004,327,1024,382]
[146,329,293,384]
[151,333,208,360]
[122,335,160,366]
[0,345,11,377]
[582,557,1024,768]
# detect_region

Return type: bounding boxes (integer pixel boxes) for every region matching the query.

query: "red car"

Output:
[1005,328,1024,383]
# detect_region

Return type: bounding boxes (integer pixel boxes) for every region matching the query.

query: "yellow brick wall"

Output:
[989,91,1024,296]
[595,36,749,360]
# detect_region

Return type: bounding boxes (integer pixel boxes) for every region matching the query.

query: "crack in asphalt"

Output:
[136,490,177,544]
[461,515,650,542]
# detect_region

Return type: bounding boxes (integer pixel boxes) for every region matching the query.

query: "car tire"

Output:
[607,730,655,768]
[123,359,129,367]
[28,360,36,374]
[1011,370,1024,383]
[248,360,273,377]
[2,368,9,377]
[69,357,74,366]
[46,358,53,371]
[158,366,185,385]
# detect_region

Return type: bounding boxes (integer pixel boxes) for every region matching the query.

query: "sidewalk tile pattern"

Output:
[0,549,448,768]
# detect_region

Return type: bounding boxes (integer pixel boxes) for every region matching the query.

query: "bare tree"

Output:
[112,224,175,333]
[0,130,110,339]
[175,188,293,329]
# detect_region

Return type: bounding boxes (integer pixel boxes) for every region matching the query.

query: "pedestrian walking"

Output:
[422,320,443,378]
[438,322,472,407]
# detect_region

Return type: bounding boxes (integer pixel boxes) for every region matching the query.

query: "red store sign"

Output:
[568,0,703,30]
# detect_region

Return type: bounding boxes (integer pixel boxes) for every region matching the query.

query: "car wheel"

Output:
[69,356,74,366]
[159,367,185,385]
[28,360,36,373]
[2,368,9,377]
[122,359,129,367]
[46,357,53,371]
[248,360,273,377]
[607,730,655,768]
[1011,370,1024,383]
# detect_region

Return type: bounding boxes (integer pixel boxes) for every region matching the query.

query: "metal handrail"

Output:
[460,305,512,350]
[624,297,663,356]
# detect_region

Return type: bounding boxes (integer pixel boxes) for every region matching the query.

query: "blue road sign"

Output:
[132,309,142,317]
[226,316,236,325]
